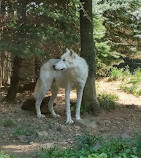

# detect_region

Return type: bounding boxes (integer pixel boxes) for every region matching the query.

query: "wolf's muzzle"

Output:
[53,65,56,70]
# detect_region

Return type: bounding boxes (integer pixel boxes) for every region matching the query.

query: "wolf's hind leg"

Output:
[35,85,50,118]
[48,86,60,118]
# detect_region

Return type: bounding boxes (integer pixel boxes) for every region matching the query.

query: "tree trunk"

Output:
[4,56,22,102]
[80,0,100,114]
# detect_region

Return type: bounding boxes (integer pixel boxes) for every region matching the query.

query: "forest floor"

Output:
[0,77,141,158]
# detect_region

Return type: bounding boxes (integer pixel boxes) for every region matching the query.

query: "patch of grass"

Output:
[137,89,141,95]
[108,67,124,81]
[3,119,15,127]
[109,67,141,96]
[120,84,138,94]
[75,133,99,149]
[47,122,55,129]
[0,152,21,158]
[98,93,119,110]
[12,125,35,138]
[109,66,132,81]
[0,119,15,127]
[36,133,141,158]
[0,152,10,158]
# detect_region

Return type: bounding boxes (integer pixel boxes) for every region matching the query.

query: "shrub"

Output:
[109,67,141,96]
[0,152,20,158]
[120,84,138,94]
[108,67,123,80]
[36,134,141,158]
[3,119,15,127]
[0,119,15,127]
[12,125,35,138]
[98,93,119,110]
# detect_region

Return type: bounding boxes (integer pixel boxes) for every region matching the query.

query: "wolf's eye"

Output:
[63,59,66,61]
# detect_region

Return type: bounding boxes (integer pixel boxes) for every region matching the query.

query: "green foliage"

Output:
[132,68,141,84]
[0,0,140,76]
[96,42,123,76]
[109,66,131,81]
[98,93,119,110]
[120,84,138,94]
[0,1,79,57]
[3,119,15,127]
[0,152,20,158]
[0,152,10,158]
[12,125,35,137]
[93,0,141,75]
[87,153,108,158]
[109,67,141,95]
[98,137,139,158]
[109,67,124,80]
[75,133,99,149]
[0,119,15,127]
[93,12,123,76]
[1,134,141,158]
[102,0,141,56]
[37,134,141,158]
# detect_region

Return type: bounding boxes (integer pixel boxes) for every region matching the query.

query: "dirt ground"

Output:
[0,78,141,158]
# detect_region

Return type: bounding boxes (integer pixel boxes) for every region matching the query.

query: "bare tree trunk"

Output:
[80,0,100,114]
[4,56,22,102]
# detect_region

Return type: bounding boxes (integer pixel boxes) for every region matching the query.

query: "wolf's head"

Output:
[53,48,76,71]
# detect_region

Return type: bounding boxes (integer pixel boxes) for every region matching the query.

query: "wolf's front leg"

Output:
[65,86,74,124]
[75,86,84,120]
[35,100,45,118]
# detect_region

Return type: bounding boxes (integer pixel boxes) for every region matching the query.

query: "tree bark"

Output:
[4,56,22,102]
[80,0,100,114]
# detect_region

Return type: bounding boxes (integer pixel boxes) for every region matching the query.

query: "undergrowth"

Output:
[109,67,141,95]
[36,133,141,158]
[1,133,141,158]
[0,152,20,158]
[0,119,15,127]
[98,93,119,110]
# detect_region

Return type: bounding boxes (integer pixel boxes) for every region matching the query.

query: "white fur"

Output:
[34,48,88,124]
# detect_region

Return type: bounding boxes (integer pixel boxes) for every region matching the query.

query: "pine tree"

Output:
[102,0,141,56]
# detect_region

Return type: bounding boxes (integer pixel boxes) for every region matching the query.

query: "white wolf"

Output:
[34,48,88,124]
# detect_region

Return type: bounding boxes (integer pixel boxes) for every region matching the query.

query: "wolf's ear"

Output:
[70,49,75,59]
[66,48,69,52]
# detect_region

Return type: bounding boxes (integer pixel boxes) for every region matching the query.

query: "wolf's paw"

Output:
[37,114,45,118]
[66,118,74,124]
[76,115,81,120]
[52,114,61,118]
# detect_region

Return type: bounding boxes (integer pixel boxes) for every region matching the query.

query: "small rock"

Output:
[104,120,111,125]
[40,143,55,149]
[17,135,29,143]
[37,131,48,138]
[121,133,131,140]
[18,118,22,122]
[29,142,39,146]
[76,119,97,128]
[56,125,68,132]
[75,126,80,130]
[93,143,101,151]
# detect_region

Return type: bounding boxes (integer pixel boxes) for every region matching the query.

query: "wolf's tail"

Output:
[34,79,41,99]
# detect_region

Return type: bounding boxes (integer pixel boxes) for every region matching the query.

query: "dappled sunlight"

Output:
[97,77,141,107]
[1,143,39,157]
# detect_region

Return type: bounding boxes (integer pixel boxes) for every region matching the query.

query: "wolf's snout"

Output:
[53,65,56,70]
[61,68,65,70]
